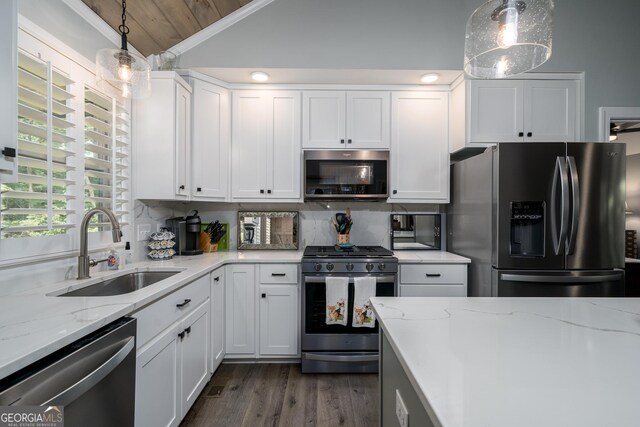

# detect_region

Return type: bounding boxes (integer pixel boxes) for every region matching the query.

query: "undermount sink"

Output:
[58,270,182,297]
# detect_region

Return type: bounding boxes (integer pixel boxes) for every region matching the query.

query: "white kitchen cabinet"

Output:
[467,79,579,144]
[390,92,449,203]
[133,71,192,200]
[258,264,299,357]
[179,300,211,414]
[398,264,468,297]
[189,78,229,201]
[231,90,301,200]
[0,0,17,182]
[225,264,256,356]
[210,268,225,373]
[302,91,390,149]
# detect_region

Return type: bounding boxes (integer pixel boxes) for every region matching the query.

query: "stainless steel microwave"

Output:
[304,150,389,200]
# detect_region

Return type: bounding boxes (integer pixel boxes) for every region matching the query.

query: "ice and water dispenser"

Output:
[510,202,545,257]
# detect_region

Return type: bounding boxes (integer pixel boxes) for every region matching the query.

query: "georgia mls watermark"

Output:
[0,406,64,427]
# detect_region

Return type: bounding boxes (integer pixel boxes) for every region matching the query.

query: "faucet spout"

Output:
[78,208,122,280]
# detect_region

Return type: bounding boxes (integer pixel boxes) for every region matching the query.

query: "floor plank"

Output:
[180,363,378,427]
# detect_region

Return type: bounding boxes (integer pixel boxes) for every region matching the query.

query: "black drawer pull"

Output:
[426,273,441,278]
[527,132,533,137]
[267,189,272,194]
[2,147,16,158]
[214,276,220,282]
[185,326,192,335]
[261,293,266,299]
[179,185,185,190]
[271,273,286,277]
[347,139,352,144]
[178,331,186,340]
[518,132,524,137]
[260,189,265,194]
[392,190,398,195]
[176,298,191,308]
[340,139,345,144]
[197,187,202,192]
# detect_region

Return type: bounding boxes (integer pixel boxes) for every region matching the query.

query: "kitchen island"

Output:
[371,297,640,427]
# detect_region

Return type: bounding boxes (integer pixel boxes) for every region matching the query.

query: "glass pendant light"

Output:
[464,0,554,79]
[96,0,150,99]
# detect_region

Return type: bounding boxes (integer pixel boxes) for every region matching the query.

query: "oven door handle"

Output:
[305,353,379,363]
[303,275,396,283]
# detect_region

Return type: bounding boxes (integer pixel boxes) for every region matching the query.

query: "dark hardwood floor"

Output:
[180,363,378,427]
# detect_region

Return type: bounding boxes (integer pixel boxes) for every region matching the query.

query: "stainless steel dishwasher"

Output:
[0,317,136,427]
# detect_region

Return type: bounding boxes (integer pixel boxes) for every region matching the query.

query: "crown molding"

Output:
[60,0,143,56]
[168,0,274,56]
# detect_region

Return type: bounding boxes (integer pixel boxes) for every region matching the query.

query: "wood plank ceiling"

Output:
[82,0,253,57]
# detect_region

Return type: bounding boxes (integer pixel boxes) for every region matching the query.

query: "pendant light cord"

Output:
[119,0,130,51]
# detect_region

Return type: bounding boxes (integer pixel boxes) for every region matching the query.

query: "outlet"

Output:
[137,224,151,241]
[396,389,409,427]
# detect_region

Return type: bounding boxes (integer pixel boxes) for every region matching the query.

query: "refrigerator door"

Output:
[494,143,567,269]
[492,269,625,297]
[565,143,625,269]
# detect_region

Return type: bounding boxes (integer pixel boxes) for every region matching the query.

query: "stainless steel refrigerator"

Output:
[448,143,625,297]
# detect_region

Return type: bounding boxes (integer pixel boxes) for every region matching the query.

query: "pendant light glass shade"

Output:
[464,0,554,79]
[96,48,151,99]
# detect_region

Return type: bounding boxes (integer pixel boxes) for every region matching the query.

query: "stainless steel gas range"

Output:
[301,245,398,373]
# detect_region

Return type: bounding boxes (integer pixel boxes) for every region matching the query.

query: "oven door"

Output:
[304,150,389,200]
[301,274,396,352]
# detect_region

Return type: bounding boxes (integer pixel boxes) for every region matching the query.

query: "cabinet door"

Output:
[231,91,267,199]
[175,83,191,197]
[259,284,299,356]
[180,300,211,417]
[346,91,390,149]
[524,80,578,142]
[136,324,181,427]
[266,91,302,199]
[390,92,450,202]
[0,0,17,182]
[210,270,225,373]
[468,80,524,143]
[191,80,229,200]
[225,264,256,355]
[302,91,346,149]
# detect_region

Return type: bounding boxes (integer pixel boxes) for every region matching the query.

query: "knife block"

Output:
[200,232,219,253]
[337,234,350,244]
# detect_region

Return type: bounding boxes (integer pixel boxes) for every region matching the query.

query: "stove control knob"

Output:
[346,263,354,271]
[378,263,386,271]
[326,263,334,271]
[366,263,374,272]
[314,263,322,272]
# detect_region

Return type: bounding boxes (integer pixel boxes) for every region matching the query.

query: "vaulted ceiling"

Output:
[82,0,253,57]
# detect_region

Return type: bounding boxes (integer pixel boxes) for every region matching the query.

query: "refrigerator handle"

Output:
[500,273,622,283]
[566,156,580,255]
[550,157,570,255]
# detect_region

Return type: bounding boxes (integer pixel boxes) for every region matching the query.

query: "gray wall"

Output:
[180,0,640,140]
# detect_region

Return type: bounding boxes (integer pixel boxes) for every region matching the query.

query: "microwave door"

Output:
[494,143,566,270]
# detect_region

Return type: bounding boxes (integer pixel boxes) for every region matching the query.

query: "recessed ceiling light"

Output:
[251,71,269,82]
[420,73,440,83]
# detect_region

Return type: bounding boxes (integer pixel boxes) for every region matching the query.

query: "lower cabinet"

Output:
[225,264,256,356]
[259,284,299,356]
[210,268,225,373]
[398,263,468,297]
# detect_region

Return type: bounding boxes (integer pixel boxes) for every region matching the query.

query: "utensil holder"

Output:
[200,232,219,253]
[337,234,350,244]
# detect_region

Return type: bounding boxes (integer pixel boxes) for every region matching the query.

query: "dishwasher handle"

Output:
[43,336,135,407]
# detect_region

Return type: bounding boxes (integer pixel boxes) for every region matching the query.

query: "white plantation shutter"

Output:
[1,50,76,238]
[83,87,130,232]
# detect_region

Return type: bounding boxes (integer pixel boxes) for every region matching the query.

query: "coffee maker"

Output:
[166,210,203,255]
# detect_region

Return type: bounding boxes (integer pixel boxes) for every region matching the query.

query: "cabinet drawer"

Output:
[400,264,466,284]
[399,284,467,297]
[133,274,210,348]
[259,264,299,284]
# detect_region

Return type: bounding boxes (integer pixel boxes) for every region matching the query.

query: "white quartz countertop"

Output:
[393,251,470,264]
[371,297,640,427]
[0,249,468,380]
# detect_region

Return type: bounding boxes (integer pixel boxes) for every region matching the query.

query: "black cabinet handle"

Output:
[179,185,185,190]
[340,139,345,144]
[196,187,202,192]
[176,298,191,308]
[261,293,266,298]
[518,132,524,137]
[2,147,16,158]
[185,326,192,335]
[178,331,186,340]
[271,273,286,277]
[393,190,398,195]
[527,132,533,137]
[347,139,352,144]
[214,276,220,282]
[260,189,265,194]
[267,189,272,194]
[426,273,441,278]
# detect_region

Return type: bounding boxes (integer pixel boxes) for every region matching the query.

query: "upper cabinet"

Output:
[0,0,17,182]
[390,92,449,203]
[466,79,580,144]
[134,72,192,200]
[231,90,301,201]
[302,91,390,149]
[188,78,229,201]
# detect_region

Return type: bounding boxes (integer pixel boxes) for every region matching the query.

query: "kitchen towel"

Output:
[325,277,349,326]
[352,276,376,328]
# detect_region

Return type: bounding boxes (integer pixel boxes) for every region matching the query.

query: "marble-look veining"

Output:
[372,297,640,427]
